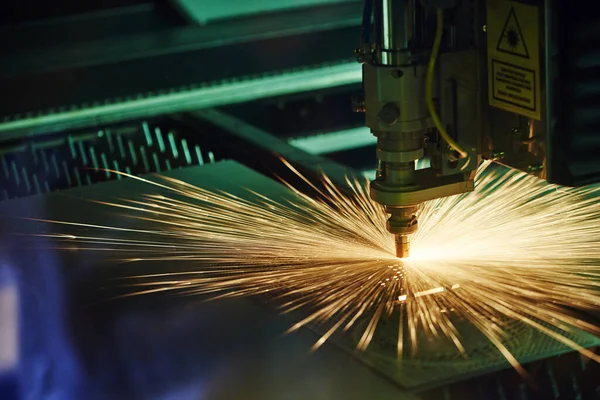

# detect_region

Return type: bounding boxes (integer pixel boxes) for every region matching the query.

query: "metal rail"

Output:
[0,62,361,141]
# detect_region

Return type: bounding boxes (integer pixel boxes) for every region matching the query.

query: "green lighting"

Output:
[289,127,376,155]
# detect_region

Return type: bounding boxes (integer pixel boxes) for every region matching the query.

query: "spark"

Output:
[32,161,600,370]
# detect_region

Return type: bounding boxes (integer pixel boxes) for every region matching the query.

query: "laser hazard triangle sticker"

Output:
[496,7,529,59]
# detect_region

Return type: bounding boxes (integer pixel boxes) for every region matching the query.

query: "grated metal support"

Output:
[419,347,600,399]
[0,120,222,202]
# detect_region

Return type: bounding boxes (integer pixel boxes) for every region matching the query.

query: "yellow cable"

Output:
[425,9,469,159]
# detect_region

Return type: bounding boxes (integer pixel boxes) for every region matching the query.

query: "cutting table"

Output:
[0,161,420,400]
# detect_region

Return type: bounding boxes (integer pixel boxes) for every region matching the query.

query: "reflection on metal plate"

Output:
[3,161,598,397]
[0,275,17,374]
[289,127,376,155]
[0,161,416,400]
[308,301,600,391]
[176,0,358,24]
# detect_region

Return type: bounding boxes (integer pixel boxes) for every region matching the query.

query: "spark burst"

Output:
[34,160,600,371]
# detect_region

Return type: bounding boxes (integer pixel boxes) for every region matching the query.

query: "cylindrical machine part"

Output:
[363,0,435,255]
[389,206,417,258]
[386,205,418,235]
[384,161,415,185]
[395,234,410,258]
[370,0,437,66]
[373,0,415,65]
[362,64,431,134]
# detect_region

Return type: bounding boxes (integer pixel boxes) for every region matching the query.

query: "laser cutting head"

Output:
[364,63,429,259]
[356,1,480,258]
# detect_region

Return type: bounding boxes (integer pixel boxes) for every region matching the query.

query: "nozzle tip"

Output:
[395,235,410,258]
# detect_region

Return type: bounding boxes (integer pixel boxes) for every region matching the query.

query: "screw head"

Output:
[391,69,404,79]
[490,151,505,161]
[528,163,544,173]
[378,103,400,125]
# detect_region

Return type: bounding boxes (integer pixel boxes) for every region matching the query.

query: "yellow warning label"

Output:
[487,0,540,120]
[491,60,536,111]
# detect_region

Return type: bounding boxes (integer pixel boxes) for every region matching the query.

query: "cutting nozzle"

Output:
[395,235,410,258]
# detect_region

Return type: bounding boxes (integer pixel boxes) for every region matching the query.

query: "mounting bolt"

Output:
[378,103,400,125]
[354,44,373,64]
[528,162,544,173]
[490,150,505,161]
[391,69,404,79]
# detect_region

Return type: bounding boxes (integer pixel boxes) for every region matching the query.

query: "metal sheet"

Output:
[288,127,376,155]
[0,161,417,400]
[2,160,597,398]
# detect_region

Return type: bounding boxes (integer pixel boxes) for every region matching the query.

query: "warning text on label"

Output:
[491,59,536,112]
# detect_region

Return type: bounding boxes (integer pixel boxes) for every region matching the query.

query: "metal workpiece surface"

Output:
[0,161,417,400]
[1,161,599,399]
